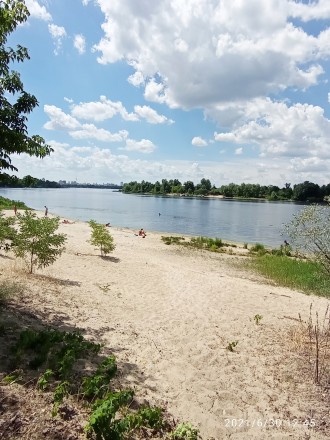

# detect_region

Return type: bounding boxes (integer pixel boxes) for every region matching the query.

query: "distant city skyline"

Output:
[7,0,330,186]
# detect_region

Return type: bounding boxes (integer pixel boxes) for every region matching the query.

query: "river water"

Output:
[0,187,307,247]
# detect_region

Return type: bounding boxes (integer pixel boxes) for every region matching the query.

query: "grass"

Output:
[161,235,237,252]
[0,196,29,210]
[248,254,330,297]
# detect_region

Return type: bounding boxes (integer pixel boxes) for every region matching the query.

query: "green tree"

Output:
[284,204,330,275]
[0,0,52,172]
[88,220,116,256]
[13,211,66,273]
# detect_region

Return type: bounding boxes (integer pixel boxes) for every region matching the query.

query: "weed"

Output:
[0,281,23,306]
[249,243,267,255]
[243,243,248,249]
[37,368,53,390]
[52,381,70,416]
[172,422,200,439]
[2,369,23,384]
[82,355,117,399]
[161,236,185,245]
[254,314,263,325]
[226,341,239,352]
[85,390,134,439]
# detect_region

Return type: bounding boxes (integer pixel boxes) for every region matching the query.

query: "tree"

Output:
[13,211,66,273]
[284,204,330,275]
[0,0,52,172]
[88,220,116,256]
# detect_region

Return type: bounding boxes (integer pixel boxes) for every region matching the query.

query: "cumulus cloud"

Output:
[48,23,67,55]
[92,0,330,115]
[70,125,128,142]
[71,96,138,122]
[44,105,80,131]
[214,98,330,159]
[74,34,86,54]
[192,137,208,147]
[121,139,156,153]
[134,105,173,124]
[25,0,52,21]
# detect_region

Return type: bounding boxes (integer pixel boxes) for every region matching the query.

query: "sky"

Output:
[6,0,330,187]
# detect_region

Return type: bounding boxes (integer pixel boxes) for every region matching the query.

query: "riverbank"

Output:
[0,211,329,439]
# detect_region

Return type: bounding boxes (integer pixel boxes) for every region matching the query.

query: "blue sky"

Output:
[7,0,330,186]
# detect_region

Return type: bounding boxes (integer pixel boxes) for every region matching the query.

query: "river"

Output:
[0,187,307,247]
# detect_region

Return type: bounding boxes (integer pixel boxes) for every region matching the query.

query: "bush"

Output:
[88,220,116,256]
[284,204,330,275]
[13,211,66,273]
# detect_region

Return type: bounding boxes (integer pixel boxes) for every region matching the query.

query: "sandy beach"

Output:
[1,211,329,439]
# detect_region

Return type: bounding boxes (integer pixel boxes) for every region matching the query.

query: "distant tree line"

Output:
[122,179,330,202]
[0,173,60,188]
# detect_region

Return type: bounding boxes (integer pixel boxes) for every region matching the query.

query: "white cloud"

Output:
[134,105,173,124]
[128,71,145,86]
[235,147,243,155]
[74,34,86,54]
[92,0,330,115]
[214,98,330,159]
[121,139,156,153]
[25,0,52,21]
[192,137,208,147]
[44,105,80,131]
[71,96,138,122]
[70,125,128,142]
[48,23,67,55]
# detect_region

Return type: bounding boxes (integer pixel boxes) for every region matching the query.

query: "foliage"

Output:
[88,220,116,256]
[284,204,330,275]
[253,314,263,325]
[82,355,117,399]
[172,422,200,439]
[0,0,52,172]
[0,209,16,250]
[247,254,330,297]
[226,341,238,352]
[0,196,28,209]
[161,236,185,245]
[0,173,60,188]
[12,210,66,273]
[249,243,267,255]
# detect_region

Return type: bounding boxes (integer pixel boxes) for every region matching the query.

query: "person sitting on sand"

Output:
[138,228,146,238]
[105,223,111,227]
[62,219,74,224]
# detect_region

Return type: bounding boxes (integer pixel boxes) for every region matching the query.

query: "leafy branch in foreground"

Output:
[12,211,66,273]
[0,0,53,172]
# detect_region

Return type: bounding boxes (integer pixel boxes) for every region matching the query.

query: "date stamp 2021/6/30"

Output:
[224,418,316,429]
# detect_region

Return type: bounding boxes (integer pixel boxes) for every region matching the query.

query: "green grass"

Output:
[0,196,29,210]
[248,254,330,297]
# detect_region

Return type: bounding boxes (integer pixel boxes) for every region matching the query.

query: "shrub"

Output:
[13,211,66,273]
[284,204,330,275]
[88,220,116,256]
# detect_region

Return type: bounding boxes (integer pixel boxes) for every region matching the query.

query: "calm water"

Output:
[0,188,307,247]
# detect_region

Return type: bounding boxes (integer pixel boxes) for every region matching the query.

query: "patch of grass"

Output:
[161,235,238,253]
[0,196,29,210]
[248,254,330,297]
[161,236,185,245]
[0,281,23,306]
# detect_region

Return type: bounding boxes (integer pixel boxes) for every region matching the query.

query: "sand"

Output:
[1,211,329,439]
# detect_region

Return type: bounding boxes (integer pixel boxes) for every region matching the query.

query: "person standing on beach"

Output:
[44,206,48,216]
[13,205,17,215]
